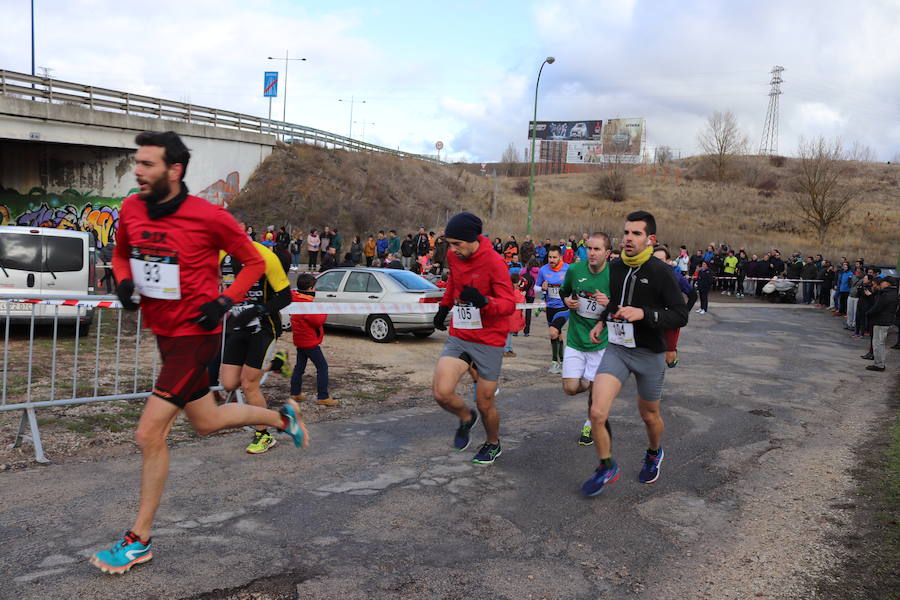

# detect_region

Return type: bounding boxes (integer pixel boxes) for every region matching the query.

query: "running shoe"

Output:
[90,531,152,574]
[666,356,679,368]
[581,460,619,497]
[547,361,558,374]
[453,409,479,451]
[861,353,874,360]
[638,447,665,484]
[246,430,277,454]
[278,399,308,448]
[579,424,593,446]
[472,442,502,465]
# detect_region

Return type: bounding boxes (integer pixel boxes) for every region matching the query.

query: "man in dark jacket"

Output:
[413,227,430,257]
[785,253,803,280]
[400,234,415,270]
[433,235,449,274]
[319,247,337,272]
[800,256,818,304]
[769,251,785,278]
[864,277,898,371]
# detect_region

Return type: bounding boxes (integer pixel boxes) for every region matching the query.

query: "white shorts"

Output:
[562,346,605,382]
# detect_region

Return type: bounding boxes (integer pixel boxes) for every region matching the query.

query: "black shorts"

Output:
[154,334,220,408]
[222,330,276,370]
[545,306,565,325]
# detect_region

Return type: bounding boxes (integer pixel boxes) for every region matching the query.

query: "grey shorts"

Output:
[440,335,504,382]
[596,343,666,402]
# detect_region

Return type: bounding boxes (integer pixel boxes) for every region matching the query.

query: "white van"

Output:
[0,226,95,331]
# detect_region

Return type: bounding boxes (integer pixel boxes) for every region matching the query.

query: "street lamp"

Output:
[267,51,307,123]
[354,121,375,142]
[526,56,555,237]
[338,97,366,139]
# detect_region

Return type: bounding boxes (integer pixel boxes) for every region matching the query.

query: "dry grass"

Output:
[234,145,900,263]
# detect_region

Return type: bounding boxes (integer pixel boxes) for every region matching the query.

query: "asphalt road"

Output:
[0,302,893,599]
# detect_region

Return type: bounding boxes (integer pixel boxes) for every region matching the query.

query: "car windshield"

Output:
[387,270,437,291]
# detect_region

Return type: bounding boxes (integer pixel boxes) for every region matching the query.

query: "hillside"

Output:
[231,144,900,263]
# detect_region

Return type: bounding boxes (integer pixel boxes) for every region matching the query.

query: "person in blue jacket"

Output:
[534,245,569,374]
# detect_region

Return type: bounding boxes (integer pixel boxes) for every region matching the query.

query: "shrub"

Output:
[769,155,787,167]
[513,179,530,197]
[594,170,628,202]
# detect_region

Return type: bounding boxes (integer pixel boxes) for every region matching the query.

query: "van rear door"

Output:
[42,232,90,295]
[0,227,43,318]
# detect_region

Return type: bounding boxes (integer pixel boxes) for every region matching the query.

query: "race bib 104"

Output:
[130,247,180,300]
[452,304,483,329]
[608,320,636,348]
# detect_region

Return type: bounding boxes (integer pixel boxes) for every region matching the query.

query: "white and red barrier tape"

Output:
[700,277,822,282]
[1,298,549,313]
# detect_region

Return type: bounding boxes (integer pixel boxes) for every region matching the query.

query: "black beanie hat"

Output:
[444,212,482,242]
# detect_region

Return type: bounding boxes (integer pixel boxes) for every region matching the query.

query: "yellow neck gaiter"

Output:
[621,245,653,268]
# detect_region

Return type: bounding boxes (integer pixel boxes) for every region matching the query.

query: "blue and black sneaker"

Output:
[90,531,152,574]
[581,460,619,497]
[453,409,479,451]
[279,399,309,448]
[472,441,502,465]
[638,447,664,484]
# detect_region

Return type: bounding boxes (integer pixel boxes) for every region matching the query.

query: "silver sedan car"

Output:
[312,267,444,342]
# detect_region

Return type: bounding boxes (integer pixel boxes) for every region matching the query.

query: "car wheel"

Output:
[366,315,395,343]
[413,329,434,339]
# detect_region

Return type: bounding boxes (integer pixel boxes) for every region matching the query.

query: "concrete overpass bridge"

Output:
[0,69,436,245]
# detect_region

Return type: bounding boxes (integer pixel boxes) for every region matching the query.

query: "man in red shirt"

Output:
[432,212,517,464]
[91,131,308,575]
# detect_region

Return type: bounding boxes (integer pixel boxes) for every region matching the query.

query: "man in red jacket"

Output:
[289,274,337,406]
[91,131,308,575]
[432,212,517,464]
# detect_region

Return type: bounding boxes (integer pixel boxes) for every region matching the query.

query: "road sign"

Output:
[263,72,278,98]
[435,141,444,150]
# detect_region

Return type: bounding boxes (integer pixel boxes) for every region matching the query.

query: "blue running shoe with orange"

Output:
[581,460,619,497]
[639,447,664,483]
[90,531,152,574]
[279,398,308,448]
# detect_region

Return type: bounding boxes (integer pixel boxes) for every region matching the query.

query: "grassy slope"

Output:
[232,144,900,263]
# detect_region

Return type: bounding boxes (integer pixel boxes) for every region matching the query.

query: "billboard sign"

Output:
[600,118,645,162]
[566,141,605,164]
[528,120,602,141]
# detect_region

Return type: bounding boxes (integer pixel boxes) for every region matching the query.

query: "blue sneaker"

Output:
[90,531,152,574]
[639,447,664,483]
[279,399,308,448]
[453,409,479,451]
[472,441,502,465]
[581,460,619,497]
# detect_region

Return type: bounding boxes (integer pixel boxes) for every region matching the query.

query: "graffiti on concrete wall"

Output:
[197,171,239,206]
[1,171,241,246]
[0,187,129,248]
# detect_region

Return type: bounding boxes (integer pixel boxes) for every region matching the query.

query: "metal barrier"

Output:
[0,293,232,463]
[0,69,442,164]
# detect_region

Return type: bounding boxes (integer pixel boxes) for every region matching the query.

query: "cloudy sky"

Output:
[3,0,898,162]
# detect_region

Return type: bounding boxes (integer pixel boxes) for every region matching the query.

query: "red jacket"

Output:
[440,235,517,347]
[290,291,327,349]
[508,289,526,333]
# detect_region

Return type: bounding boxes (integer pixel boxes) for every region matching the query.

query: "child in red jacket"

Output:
[504,273,527,357]
[289,274,338,406]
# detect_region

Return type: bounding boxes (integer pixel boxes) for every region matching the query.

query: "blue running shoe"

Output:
[639,447,664,484]
[279,399,309,448]
[90,531,152,574]
[453,409,479,451]
[581,460,619,497]
[472,441,502,465]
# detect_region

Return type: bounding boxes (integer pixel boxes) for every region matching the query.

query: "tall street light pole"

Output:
[338,96,366,139]
[267,51,306,123]
[526,56,555,237]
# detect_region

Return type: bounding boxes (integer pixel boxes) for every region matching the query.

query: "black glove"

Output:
[115,279,138,310]
[192,295,234,330]
[230,304,267,329]
[433,305,450,331]
[459,285,488,308]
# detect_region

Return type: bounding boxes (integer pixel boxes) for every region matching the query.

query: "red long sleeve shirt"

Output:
[112,193,265,337]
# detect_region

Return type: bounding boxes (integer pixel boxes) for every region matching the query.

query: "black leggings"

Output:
[699,288,710,311]
[307,250,318,269]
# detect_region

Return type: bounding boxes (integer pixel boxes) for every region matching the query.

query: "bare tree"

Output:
[847,141,875,163]
[793,137,858,242]
[499,142,521,176]
[697,111,749,181]
[654,145,673,165]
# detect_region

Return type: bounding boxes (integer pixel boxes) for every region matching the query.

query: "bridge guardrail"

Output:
[0,69,442,164]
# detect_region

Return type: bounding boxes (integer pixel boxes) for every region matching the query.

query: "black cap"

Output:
[444,212,482,242]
